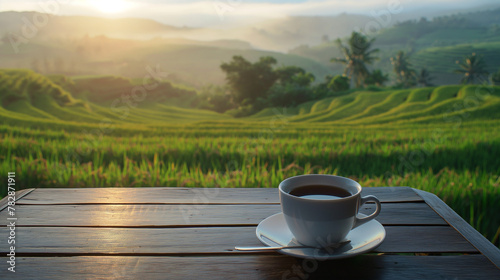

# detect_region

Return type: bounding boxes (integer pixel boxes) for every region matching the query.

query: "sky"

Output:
[0,0,498,27]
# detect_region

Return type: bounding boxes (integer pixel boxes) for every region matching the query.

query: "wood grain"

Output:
[2,255,498,279]
[415,189,500,269]
[0,203,446,227]
[14,186,422,205]
[2,188,497,279]
[0,226,477,255]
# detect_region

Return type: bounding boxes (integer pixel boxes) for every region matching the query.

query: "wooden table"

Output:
[1,187,499,279]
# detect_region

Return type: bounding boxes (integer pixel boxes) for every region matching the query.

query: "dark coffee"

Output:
[289,185,351,200]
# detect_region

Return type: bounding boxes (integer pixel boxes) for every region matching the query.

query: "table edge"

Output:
[413,188,500,270]
[0,188,36,212]
[8,186,413,191]
[4,187,498,270]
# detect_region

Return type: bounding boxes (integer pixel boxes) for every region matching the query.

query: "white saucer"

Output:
[256,212,386,260]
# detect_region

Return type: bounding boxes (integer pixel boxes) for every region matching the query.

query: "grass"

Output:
[0,121,499,247]
[286,85,500,124]
[0,71,499,247]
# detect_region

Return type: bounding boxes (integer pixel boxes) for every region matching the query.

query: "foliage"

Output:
[327,75,350,92]
[455,53,490,84]
[220,56,278,104]
[224,104,255,118]
[412,42,500,81]
[275,65,315,87]
[69,75,197,106]
[416,68,434,87]
[276,66,305,85]
[391,51,416,88]
[197,85,236,113]
[250,66,316,110]
[258,83,312,108]
[219,57,318,114]
[365,69,389,87]
[331,31,380,88]
[1,78,500,247]
[0,69,88,109]
[1,120,499,247]
[303,75,347,100]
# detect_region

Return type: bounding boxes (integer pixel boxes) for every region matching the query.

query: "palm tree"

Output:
[416,68,434,87]
[331,32,379,88]
[390,51,415,88]
[455,53,489,84]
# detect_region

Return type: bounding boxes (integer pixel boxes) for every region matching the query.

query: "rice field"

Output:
[1,70,499,246]
[1,120,499,247]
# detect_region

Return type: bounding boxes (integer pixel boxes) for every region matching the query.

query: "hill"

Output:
[0,69,228,126]
[234,14,373,51]
[289,8,500,85]
[0,11,190,39]
[2,10,500,86]
[251,85,500,124]
[0,11,373,52]
[412,42,500,84]
[0,69,89,120]
[0,17,332,86]
[2,70,499,127]
[1,71,499,247]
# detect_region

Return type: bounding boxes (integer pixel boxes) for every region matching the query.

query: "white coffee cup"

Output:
[279,174,381,247]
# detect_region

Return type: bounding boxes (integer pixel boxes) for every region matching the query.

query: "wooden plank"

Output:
[2,255,498,279]
[0,188,35,212]
[414,189,500,269]
[15,187,422,205]
[377,226,478,253]
[0,226,477,255]
[0,203,446,227]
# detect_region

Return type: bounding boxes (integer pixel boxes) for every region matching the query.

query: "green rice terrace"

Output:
[1,69,499,247]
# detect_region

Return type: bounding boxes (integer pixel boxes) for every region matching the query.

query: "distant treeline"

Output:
[206,31,500,117]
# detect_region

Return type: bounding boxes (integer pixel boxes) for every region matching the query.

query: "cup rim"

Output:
[279,174,361,201]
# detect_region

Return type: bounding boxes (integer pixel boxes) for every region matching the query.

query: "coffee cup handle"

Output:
[353,195,381,229]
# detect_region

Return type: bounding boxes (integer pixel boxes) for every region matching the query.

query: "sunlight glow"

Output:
[87,0,131,14]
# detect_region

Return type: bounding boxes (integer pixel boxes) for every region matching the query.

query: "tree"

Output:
[331,31,379,88]
[276,66,314,87]
[365,69,389,87]
[455,53,489,84]
[263,83,312,108]
[291,72,315,87]
[390,51,415,88]
[276,66,304,84]
[416,68,434,87]
[198,85,235,113]
[327,75,350,92]
[220,56,278,104]
[259,66,315,108]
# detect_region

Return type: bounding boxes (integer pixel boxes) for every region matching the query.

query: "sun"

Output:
[87,0,130,14]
